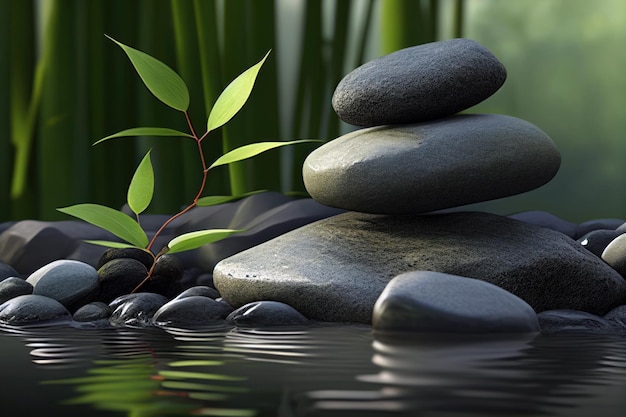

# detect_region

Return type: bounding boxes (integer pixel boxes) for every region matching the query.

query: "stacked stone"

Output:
[213,39,626,334]
[303,38,561,215]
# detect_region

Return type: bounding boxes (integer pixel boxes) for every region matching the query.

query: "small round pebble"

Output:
[226,301,310,327]
[0,277,33,305]
[0,262,19,281]
[601,234,626,277]
[152,296,234,328]
[73,301,112,322]
[577,230,622,258]
[174,286,221,300]
[26,260,99,312]
[97,247,154,270]
[537,309,617,334]
[372,271,539,334]
[0,294,72,325]
[97,258,148,303]
[108,293,168,327]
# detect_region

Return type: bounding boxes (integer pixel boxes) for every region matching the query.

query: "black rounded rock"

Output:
[73,301,112,322]
[538,309,617,334]
[577,230,622,258]
[226,301,310,327]
[175,286,220,300]
[0,262,19,281]
[109,292,167,327]
[0,294,71,325]
[0,277,33,305]
[97,258,148,303]
[96,247,154,270]
[332,38,506,126]
[142,254,184,298]
[152,296,234,328]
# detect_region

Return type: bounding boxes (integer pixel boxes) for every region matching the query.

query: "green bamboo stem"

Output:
[171,0,209,202]
[221,0,249,196]
[325,0,352,140]
[354,0,376,68]
[6,0,39,220]
[37,0,81,220]
[193,0,229,196]
[136,0,187,214]
[290,0,323,193]
[245,0,281,192]
[380,0,426,55]
[0,0,10,221]
[453,0,465,38]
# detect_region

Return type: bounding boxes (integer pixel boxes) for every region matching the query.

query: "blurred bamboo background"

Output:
[1,0,625,223]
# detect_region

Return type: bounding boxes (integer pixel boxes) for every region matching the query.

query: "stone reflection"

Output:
[301,332,626,416]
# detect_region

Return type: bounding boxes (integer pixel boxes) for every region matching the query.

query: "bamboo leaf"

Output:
[57,203,148,248]
[167,229,243,254]
[207,51,270,132]
[209,140,322,170]
[106,34,190,112]
[196,190,267,207]
[94,127,192,145]
[127,150,154,216]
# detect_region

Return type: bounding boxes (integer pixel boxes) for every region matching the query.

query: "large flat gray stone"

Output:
[303,114,560,214]
[213,211,626,323]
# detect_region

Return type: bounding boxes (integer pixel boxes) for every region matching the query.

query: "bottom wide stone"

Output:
[213,211,626,324]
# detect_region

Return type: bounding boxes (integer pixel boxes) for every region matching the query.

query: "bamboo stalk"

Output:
[221,0,249,195]
[453,0,465,38]
[171,0,208,201]
[290,0,323,193]
[37,0,82,220]
[193,0,229,196]
[0,0,11,221]
[93,0,141,211]
[245,0,281,192]
[6,0,40,220]
[325,0,352,140]
[136,0,187,214]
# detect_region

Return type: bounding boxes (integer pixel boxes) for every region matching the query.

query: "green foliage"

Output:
[106,35,190,112]
[58,35,318,292]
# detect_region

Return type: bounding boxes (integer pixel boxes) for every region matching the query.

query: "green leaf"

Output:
[207,50,270,132]
[57,204,148,248]
[167,229,243,254]
[196,190,267,207]
[209,139,322,170]
[106,35,190,112]
[83,240,141,250]
[127,150,154,216]
[94,127,192,146]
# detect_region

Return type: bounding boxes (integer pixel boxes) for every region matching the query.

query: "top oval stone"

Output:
[332,38,507,127]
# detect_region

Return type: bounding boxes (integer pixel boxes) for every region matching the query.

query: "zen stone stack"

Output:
[303,38,561,214]
[214,38,626,330]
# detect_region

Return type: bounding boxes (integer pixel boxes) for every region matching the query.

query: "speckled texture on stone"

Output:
[214,211,626,324]
[372,271,539,334]
[303,114,560,214]
[332,38,506,126]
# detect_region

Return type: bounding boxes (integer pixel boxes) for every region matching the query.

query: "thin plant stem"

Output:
[135,111,211,293]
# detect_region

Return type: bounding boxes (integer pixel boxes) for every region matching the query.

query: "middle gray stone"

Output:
[303,114,560,214]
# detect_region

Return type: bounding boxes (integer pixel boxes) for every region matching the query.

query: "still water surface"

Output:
[1,323,625,417]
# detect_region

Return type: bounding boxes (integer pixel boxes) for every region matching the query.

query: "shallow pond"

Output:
[1,324,625,416]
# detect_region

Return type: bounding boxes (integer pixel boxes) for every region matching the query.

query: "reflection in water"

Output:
[2,324,626,416]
